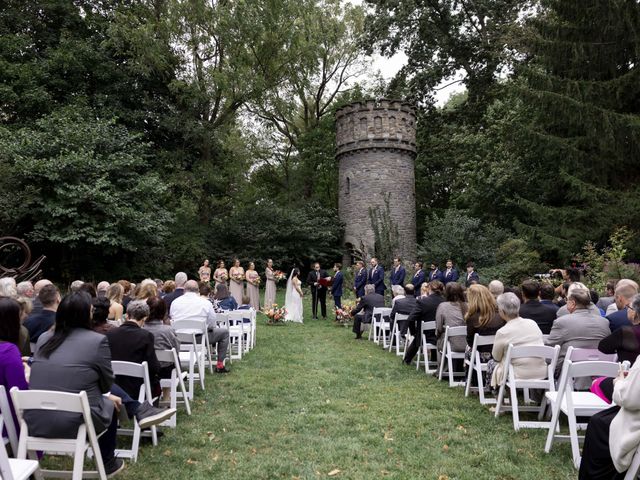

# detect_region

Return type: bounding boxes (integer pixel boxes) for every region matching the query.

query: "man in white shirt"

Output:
[170,280,230,373]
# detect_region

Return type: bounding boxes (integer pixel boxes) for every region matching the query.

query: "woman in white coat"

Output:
[490,292,547,389]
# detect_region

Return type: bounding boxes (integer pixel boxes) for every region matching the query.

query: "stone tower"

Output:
[335,99,417,265]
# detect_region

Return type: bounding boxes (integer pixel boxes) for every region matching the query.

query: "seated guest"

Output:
[419,282,429,298]
[464,284,505,361]
[519,280,556,334]
[556,282,602,318]
[238,295,252,310]
[599,294,640,365]
[213,284,238,311]
[69,280,84,293]
[136,281,158,301]
[144,297,179,380]
[403,280,445,365]
[490,293,546,389]
[390,284,416,338]
[162,273,187,310]
[15,296,33,356]
[597,280,617,312]
[78,282,97,298]
[435,282,467,354]
[488,280,504,299]
[170,280,230,373]
[579,358,640,479]
[106,283,124,323]
[199,282,214,305]
[546,288,610,377]
[91,296,114,334]
[106,300,161,398]
[607,282,638,332]
[606,280,640,315]
[350,284,385,340]
[391,285,405,307]
[27,292,175,477]
[118,279,134,310]
[96,281,110,298]
[540,283,560,312]
[590,290,606,316]
[0,297,29,431]
[16,281,34,298]
[24,284,60,343]
[163,280,176,296]
[30,279,53,315]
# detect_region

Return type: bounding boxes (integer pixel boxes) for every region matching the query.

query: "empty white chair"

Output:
[11,388,107,480]
[0,415,39,480]
[464,333,497,405]
[0,385,18,455]
[415,321,438,373]
[544,358,621,468]
[437,326,467,387]
[494,344,560,430]
[369,307,391,344]
[111,360,158,462]
[388,313,410,356]
[156,348,191,427]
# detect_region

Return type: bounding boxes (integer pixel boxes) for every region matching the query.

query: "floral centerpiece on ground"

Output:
[264,304,287,325]
[274,270,287,282]
[335,301,355,325]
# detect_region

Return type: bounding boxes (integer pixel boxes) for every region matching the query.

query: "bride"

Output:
[284,268,304,323]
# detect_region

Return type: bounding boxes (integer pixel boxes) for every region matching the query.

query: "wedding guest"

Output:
[428,263,444,283]
[214,284,238,311]
[69,280,84,293]
[16,281,34,298]
[419,282,429,298]
[117,279,134,309]
[353,261,367,299]
[390,284,416,338]
[488,280,504,298]
[154,279,164,295]
[555,282,602,318]
[164,272,187,311]
[465,262,480,287]
[599,294,640,365]
[331,263,344,310]
[596,280,617,312]
[15,296,32,356]
[31,279,52,314]
[435,282,468,354]
[24,284,60,343]
[540,283,560,312]
[91,296,114,334]
[238,295,252,310]
[443,260,459,285]
[229,259,245,305]
[199,282,214,305]
[368,257,386,295]
[412,262,426,297]
[390,257,406,286]
[144,297,180,369]
[163,280,176,295]
[391,285,405,307]
[0,277,17,298]
[464,284,504,360]
[263,259,276,310]
[307,262,328,320]
[96,281,110,298]
[136,281,158,301]
[606,280,640,315]
[403,280,445,365]
[245,262,261,311]
[490,293,546,389]
[198,259,211,283]
[607,283,638,332]
[351,284,385,340]
[106,283,124,323]
[519,280,556,334]
[214,260,229,289]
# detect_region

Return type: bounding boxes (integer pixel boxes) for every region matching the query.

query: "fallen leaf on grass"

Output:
[163,449,171,456]
[438,475,449,480]
[383,431,394,441]
[442,444,449,452]
[186,458,198,464]
[456,425,467,433]
[328,469,341,476]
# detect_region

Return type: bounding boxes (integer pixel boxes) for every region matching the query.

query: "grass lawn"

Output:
[108,293,576,479]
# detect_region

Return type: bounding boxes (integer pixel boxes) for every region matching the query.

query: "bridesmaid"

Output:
[213,260,229,289]
[229,259,245,305]
[198,259,211,283]
[264,259,276,309]
[245,262,261,311]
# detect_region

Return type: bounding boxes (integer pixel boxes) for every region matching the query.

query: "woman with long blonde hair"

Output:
[464,284,504,358]
[107,283,124,323]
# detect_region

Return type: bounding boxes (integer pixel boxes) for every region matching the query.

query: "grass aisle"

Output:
[121,296,576,480]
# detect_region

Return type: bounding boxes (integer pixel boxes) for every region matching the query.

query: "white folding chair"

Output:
[156,348,191,427]
[0,385,18,455]
[388,313,410,356]
[251,309,257,349]
[111,360,158,462]
[173,318,213,375]
[175,332,198,399]
[567,347,617,363]
[437,326,467,387]
[228,311,252,354]
[415,321,438,374]
[464,334,497,405]
[544,358,620,468]
[368,307,388,343]
[494,344,560,430]
[227,314,244,361]
[377,308,393,348]
[0,415,39,480]
[11,388,107,480]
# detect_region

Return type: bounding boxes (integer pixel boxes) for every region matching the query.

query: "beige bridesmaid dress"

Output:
[229,266,245,304]
[264,267,276,309]
[246,270,261,310]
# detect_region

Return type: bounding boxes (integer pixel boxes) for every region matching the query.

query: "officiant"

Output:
[307,262,328,319]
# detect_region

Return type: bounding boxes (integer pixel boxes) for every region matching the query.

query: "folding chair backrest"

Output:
[567,360,620,381]
[173,319,207,334]
[395,313,409,322]
[567,346,616,363]
[421,321,436,332]
[215,312,229,328]
[0,385,18,455]
[155,349,175,364]
[372,307,385,320]
[0,415,13,480]
[509,344,559,361]
[447,326,467,337]
[227,312,245,326]
[111,361,150,403]
[475,334,496,348]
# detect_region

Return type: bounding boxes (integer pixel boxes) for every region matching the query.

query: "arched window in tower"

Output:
[374,116,382,135]
[346,177,351,195]
[359,117,368,138]
[389,116,396,135]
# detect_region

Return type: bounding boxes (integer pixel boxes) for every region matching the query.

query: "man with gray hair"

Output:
[96,281,110,298]
[170,280,230,373]
[350,283,385,339]
[69,280,84,293]
[488,280,504,298]
[556,282,601,318]
[163,272,188,310]
[16,281,34,298]
[546,288,610,377]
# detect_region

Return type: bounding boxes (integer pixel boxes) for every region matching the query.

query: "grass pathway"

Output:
[120,298,576,480]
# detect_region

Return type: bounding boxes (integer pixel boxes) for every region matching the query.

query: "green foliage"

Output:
[368,194,400,269]
[494,239,545,286]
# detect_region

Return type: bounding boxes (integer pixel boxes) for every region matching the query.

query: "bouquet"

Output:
[335,301,355,325]
[264,304,287,324]
[274,270,287,282]
[220,273,229,282]
[232,273,244,283]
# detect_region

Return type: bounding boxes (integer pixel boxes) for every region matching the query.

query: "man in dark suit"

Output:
[164,271,187,312]
[306,262,328,319]
[519,280,556,334]
[24,284,60,343]
[428,263,445,283]
[443,259,459,285]
[331,263,344,310]
[353,261,367,298]
[411,262,426,297]
[390,284,417,337]
[540,283,560,312]
[367,257,386,295]
[390,257,406,286]
[351,284,385,339]
[403,281,445,365]
[607,283,637,332]
[465,262,480,287]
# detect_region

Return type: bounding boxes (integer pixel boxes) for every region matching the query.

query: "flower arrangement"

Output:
[274,270,287,282]
[264,304,287,325]
[232,273,244,283]
[335,301,355,325]
[220,272,229,282]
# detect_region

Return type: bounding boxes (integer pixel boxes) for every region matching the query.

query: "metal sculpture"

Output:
[0,237,46,282]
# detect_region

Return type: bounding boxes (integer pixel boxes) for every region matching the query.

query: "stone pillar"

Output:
[335,99,417,265]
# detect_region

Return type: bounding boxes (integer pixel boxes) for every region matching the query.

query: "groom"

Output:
[306,262,328,319]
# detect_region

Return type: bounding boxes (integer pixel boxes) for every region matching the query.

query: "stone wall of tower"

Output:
[335,99,417,265]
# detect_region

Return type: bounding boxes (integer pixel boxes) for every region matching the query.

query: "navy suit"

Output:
[331,271,344,309]
[354,268,367,298]
[368,265,386,295]
[411,270,426,297]
[443,268,459,285]
[607,308,631,332]
[465,271,480,287]
[390,266,406,286]
[428,269,445,283]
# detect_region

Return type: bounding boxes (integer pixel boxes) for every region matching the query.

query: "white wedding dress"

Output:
[284,272,304,323]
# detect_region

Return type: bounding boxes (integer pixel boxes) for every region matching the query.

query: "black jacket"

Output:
[352,293,385,323]
[519,299,556,334]
[407,293,445,343]
[391,296,417,320]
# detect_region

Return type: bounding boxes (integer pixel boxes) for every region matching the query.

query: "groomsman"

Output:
[443,259,459,285]
[411,262,426,297]
[353,261,367,299]
[428,262,445,283]
[306,262,327,319]
[390,257,406,286]
[331,263,343,309]
[465,262,480,287]
[367,257,386,295]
